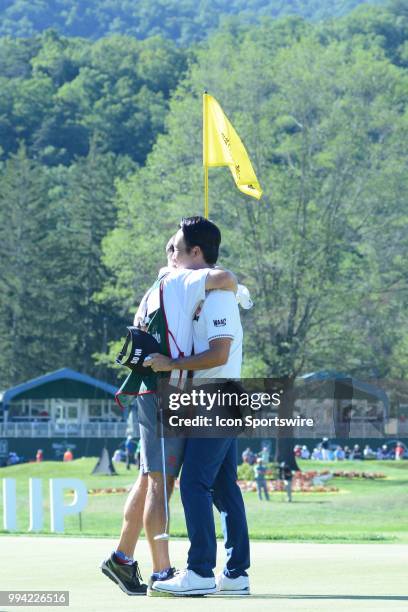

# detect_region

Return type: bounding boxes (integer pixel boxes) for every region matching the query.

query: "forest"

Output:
[0,0,385,44]
[1,0,407,389]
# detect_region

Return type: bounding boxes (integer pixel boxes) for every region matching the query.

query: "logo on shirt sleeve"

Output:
[213,318,227,327]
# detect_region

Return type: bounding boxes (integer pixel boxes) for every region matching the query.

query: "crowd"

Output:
[294,439,406,461]
[242,440,407,469]
[242,445,270,465]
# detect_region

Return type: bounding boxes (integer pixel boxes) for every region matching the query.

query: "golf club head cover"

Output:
[115,326,160,373]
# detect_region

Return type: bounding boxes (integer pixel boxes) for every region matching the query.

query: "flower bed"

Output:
[86,486,131,495]
[331,470,386,479]
[237,468,386,493]
[81,470,385,496]
[238,479,339,493]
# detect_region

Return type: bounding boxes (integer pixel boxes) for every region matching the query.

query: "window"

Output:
[9,400,29,419]
[89,401,103,419]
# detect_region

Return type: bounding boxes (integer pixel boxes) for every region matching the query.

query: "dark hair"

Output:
[179,216,221,265]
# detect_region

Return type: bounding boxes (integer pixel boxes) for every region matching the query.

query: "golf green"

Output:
[1,537,407,611]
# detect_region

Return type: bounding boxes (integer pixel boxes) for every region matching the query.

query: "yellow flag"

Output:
[203,93,262,200]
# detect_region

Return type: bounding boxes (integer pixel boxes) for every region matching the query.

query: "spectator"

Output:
[363,445,375,459]
[36,449,43,463]
[7,452,20,466]
[63,449,73,462]
[311,447,323,461]
[254,458,269,501]
[327,448,335,461]
[135,438,141,470]
[301,445,310,460]
[334,446,345,461]
[344,445,351,459]
[112,449,123,463]
[351,444,362,460]
[259,445,270,464]
[377,444,389,460]
[321,437,330,461]
[242,447,256,465]
[125,435,136,470]
[395,442,405,461]
[294,445,302,458]
[278,462,293,502]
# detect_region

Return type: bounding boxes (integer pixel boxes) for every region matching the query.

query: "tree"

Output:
[101,21,408,465]
[46,142,135,381]
[0,145,68,385]
[0,32,187,165]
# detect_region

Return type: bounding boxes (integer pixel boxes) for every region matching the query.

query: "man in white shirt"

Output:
[146,252,251,596]
[101,217,238,596]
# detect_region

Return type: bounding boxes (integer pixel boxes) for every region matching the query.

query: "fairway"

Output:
[0,537,407,611]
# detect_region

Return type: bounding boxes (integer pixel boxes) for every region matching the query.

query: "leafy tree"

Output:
[0,143,135,386]
[44,143,136,381]
[101,20,408,464]
[321,3,408,66]
[0,146,69,385]
[0,31,187,165]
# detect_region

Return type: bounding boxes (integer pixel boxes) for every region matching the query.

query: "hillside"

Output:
[0,0,386,44]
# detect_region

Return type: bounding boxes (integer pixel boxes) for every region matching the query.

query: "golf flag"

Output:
[203,93,263,203]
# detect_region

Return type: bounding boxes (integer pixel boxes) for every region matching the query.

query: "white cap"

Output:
[236,284,253,309]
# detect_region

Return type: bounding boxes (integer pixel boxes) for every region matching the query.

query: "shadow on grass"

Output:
[0,531,397,543]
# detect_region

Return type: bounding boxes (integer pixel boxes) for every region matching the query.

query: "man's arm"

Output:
[205,269,237,293]
[143,338,232,372]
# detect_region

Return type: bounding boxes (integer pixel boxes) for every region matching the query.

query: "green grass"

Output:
[1,458,408,543]
[4,537,408,611]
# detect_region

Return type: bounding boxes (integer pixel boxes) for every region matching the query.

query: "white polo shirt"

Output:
[193,289,243,379]
[135,268,209,384]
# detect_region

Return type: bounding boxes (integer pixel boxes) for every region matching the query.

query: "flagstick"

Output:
[203,91,209,218]
[204,165,209,219]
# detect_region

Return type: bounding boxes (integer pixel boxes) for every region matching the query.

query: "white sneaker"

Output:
[152,569,216,596]
[214,573,250,596]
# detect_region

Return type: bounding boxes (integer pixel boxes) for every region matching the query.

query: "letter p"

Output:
[50,478,87,533]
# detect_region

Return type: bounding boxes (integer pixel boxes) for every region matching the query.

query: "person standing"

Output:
[259,444,270,464]
[147,226,251,596]
[254,458,270,501]
[125,435,136,470]
[395,442,404,460]
[278,462,293,503]
[100,218,237,596]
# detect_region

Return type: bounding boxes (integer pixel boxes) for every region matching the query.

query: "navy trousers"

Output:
[180,437,250,578]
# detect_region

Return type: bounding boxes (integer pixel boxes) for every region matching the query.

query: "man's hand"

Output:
[143,353,174,372]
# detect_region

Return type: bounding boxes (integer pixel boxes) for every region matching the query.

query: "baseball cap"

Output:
[116,327,160,374]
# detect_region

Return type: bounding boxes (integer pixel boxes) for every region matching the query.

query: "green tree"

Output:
[0,143,135,386]
[101,21,408,463]
[0,146,72,385]
[45,143,135,381]
[0,32,187,165]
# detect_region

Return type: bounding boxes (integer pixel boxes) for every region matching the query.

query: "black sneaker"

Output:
[147,566,176,597]
[100,552,147,595]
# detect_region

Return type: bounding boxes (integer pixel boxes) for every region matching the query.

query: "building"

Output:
[0,368,128,441]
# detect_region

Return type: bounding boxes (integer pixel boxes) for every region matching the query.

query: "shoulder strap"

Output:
[159,280,184,358]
